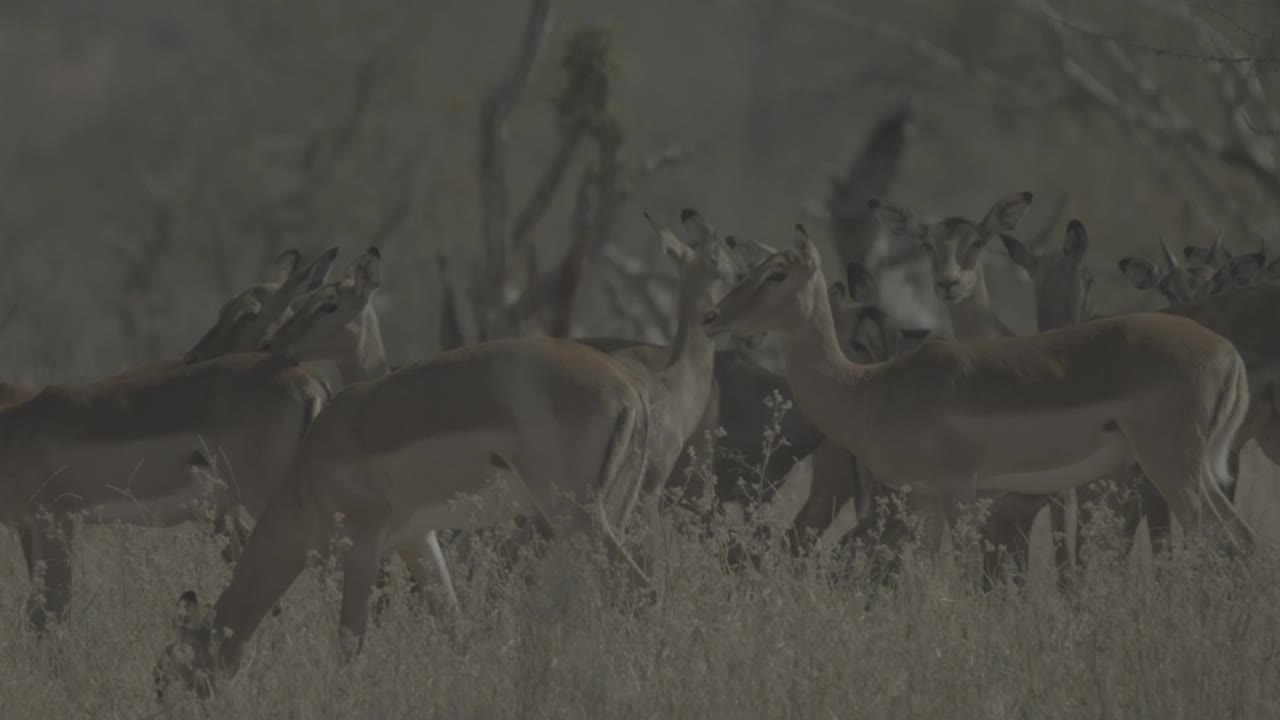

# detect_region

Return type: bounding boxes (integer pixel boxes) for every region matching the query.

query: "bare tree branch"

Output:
[1043,1,1280,66]
[600,250,676,341]
[512,128,585,249]
[476,0,554,338]
[240,52,387,263]
[1021,0,1280,242]
[788,0,1045,107]
[630,143,697,186]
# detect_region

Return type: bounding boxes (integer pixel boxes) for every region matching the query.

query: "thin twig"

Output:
[789,0,1045,107]
[476,0,554,337]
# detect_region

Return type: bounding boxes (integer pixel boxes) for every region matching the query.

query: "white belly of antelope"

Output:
[958,405,1135,496]
[48,435,213,505]
[377,430,539,550]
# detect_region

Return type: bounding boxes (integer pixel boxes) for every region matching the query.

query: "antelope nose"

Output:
[702,309,719,325]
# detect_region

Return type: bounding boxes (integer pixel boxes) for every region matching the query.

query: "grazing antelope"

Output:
[155,212,741,696]
[702,225,1254,577]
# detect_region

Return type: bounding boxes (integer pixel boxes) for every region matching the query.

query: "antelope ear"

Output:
[1265,257,1280,282]
[262,249,302,286]
[1225,252,1265,287]
[1062,220,1089,262]
[344,248,383,301]
[680,208,717,247]
[999,234,1036,273]
[724,235,778,270]
[1157,237,1181,270]
[648,212,694,264]
[791,224,820,269]
[980,191,1034,234]
[293,247,340,295]
[1207,232,1228,264]
[1118,257,1161,290]
[845,261,877,303]
[868,198,927,241]
[828,281,848,305]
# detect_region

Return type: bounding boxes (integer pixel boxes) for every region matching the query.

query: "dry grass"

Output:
[2,448,1280,719]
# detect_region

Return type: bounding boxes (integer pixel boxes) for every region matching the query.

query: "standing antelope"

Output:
[869,193,1072,583]
[155,211,742,695]
[0,352,329,631]
[445,223,831,571]
[2,247,337,620]
[1052,225,1280,487]
[1002,221,1169,580]
[184,247,340,364]
[702,225,1254,578]
[1117,235,1262,306]
[795,262,930,561]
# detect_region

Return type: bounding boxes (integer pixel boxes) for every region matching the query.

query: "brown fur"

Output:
[705,231,1254,565]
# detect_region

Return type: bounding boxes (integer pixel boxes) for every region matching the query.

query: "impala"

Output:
[1010,223,1280,580]
[156,211,740,695]
[446,229,832,573]
[789,262,928,557]
[1052,226,1280,487]
[869,193,1078,583]
[808,259,1072,580]
[2,248,336,613]
[869,192,1033,341]
[1002,221,1167,579]
[1117,236,1258,306]
[702,225,1254,574]
[0,351,329,631]
[184,247,339,364]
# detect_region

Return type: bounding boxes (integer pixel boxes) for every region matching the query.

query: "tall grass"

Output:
[2,444,1279,718]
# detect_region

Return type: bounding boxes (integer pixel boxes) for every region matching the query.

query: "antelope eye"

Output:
[766,272,787,283]
[849,339,868,353]
[317,304,340,314]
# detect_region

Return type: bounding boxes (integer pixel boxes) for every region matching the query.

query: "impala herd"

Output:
[1,194,1274,698]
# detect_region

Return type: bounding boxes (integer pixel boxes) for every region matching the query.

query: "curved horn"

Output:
[1158,236,1179,270]
[1208,231,1226,264]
